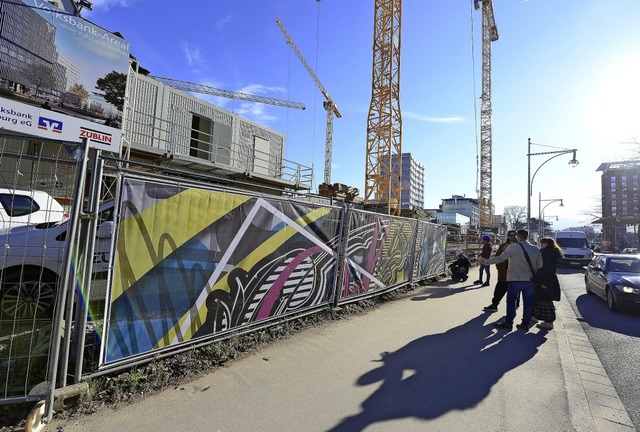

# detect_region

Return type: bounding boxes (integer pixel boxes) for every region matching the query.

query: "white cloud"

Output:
[233,85,288,123]
[90,0,134,10]
[237,84,286,96]
[403,111,464,123]
[216,15,233,30]
[236,102,278,124]
[187,81,286,124]
[181,42,204,68]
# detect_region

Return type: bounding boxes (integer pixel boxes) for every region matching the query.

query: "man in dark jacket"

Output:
[483,230,518,312]
[449,248,471,282]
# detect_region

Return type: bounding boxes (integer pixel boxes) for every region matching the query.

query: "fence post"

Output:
[44,137,89,422]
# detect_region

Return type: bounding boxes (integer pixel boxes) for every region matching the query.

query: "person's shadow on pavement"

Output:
[411,285,485,301]
[327,314,547,432]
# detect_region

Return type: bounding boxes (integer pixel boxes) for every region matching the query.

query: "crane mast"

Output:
[365,0,402,215]
[150,76,306,110]
[275,17,341,189]
[475,0,498,229]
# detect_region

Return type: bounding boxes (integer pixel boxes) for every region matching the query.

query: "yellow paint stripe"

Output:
[111,190,251,300]
[156,206,332,348]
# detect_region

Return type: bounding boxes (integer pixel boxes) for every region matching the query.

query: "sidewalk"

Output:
[47,277,633,432]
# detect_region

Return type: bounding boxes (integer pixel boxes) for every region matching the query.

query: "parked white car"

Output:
[0,188,67,233]
[0,201,114,319]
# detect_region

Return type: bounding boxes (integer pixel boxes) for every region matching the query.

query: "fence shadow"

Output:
[327,314,547,432]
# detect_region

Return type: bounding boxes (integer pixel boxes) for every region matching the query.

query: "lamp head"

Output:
[568,151,579,167]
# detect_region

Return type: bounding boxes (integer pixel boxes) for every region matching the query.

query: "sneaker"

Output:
[462,276,469,282]
[516,323,529,332]
[538,321,554,330]
[483,304,498,312]
[493,321,512,330]
[530,316,539,324]
[473,280,482,285]
[481,282,490,287]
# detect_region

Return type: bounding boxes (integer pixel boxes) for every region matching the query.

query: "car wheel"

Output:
[0,270,57,319]
[606,287,619,312]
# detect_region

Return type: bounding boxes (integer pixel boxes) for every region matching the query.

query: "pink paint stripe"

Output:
[256,246,325,320]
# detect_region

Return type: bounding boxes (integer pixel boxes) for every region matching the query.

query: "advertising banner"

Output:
[0,96,120,150]
[0,0,129,151]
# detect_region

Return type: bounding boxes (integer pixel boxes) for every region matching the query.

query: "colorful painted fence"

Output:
[102,175,446,365]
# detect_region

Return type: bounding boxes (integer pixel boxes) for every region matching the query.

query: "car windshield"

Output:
[607,258,640,273]
[556,238,589,249]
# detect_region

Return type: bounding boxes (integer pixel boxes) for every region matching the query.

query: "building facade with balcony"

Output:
[121,70,313,192]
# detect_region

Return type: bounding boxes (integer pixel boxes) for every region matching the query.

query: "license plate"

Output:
[570,261,580,265]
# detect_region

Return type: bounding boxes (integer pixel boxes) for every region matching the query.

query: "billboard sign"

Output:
[0,96,120,150]
[0,0,129,150]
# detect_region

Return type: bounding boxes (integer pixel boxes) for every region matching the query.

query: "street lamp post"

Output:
[527,138,579,232]
[538,194,564,240]
[541,215,559,238]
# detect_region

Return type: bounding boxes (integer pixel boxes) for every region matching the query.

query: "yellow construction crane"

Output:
[275,17,342,194]
[475,0,498,229]
[150,76,306,111]
[364,0,403,215]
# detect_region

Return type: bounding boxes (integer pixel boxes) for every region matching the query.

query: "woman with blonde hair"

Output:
[532,237,563,329]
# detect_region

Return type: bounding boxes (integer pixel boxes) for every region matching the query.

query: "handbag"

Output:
[518,243,545,286]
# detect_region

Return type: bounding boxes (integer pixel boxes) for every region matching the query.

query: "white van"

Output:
[554,231,593,267]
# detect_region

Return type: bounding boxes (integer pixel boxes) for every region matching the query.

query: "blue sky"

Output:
[84,0,640,230]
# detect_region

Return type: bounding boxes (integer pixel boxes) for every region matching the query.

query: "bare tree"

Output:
[579,196,603,224]
[22,64,56,98]
[503,205,526,230]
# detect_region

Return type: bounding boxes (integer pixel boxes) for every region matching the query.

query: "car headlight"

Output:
[617,285,640,294]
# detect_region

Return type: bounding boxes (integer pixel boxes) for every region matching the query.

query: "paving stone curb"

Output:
[556,294,635,432]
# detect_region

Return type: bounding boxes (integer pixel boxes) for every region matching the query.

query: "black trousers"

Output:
[491,281,509,306]
[491,281,521,308]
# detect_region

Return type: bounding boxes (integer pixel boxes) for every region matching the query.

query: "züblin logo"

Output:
[38,117,63,133]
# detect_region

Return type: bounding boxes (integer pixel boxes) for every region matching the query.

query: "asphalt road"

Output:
[558,267,640,429]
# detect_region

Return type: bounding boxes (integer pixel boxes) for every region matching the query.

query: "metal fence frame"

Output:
[0,132,88,418]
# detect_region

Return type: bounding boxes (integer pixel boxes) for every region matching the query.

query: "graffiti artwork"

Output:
[104,177,343,363]
[341,211,417,299]
[412,222,447,280]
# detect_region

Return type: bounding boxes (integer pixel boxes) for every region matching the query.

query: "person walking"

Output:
[530,237,563,330]
[474,235,493,286]
[478,229,542,332]
[482,230,518,312]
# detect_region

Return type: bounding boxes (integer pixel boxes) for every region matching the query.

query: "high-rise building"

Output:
[596,160,640,249]
[391,153,424,211]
